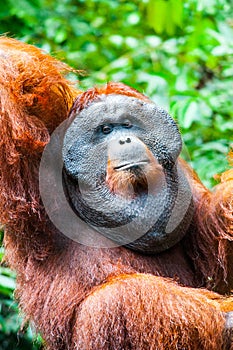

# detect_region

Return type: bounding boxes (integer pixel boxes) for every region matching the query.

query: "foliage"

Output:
[0,0,232,348]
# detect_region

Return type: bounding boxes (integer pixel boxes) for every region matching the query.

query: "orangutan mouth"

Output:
[114,160,150,171]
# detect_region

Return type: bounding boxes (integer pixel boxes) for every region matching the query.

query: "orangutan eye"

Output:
[122,120,132,128]
[102,124,113,134]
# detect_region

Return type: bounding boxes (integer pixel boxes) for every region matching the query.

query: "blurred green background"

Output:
[0,0,233,348]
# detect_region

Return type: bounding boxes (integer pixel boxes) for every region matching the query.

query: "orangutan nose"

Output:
[119,137,131,145]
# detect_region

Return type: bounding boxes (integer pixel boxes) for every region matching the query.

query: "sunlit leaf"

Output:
[147,0,168,34]
[0,275,16,291]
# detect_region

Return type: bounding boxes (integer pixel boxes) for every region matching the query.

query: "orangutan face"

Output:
[62,94,193,253]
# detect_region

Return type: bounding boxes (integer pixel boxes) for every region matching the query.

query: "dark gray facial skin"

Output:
[62,94,193,254]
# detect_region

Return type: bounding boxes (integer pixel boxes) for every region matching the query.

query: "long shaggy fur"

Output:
[0,37,233,349]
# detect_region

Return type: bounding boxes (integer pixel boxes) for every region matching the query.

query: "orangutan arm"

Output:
[186,166,233,294]
[72,273,231,350]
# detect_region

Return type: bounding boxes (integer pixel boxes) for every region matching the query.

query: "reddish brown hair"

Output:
[0,37,79,260]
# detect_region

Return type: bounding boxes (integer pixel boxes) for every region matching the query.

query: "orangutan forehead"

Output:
[83,94,149,114]
[72,94,159,127]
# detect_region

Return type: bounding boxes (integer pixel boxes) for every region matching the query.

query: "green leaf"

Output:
[171,0,183,27]
[0,275,16,291]
[147,0,168,34]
